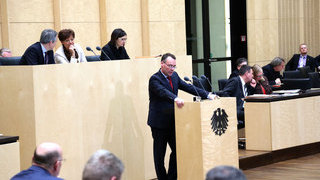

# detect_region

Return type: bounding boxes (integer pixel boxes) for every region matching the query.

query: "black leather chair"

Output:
[283,70,304,79]
[192,75,211,92]
[308,72,320,88]
[282,78,312,90]
[0,57,21,65]
[218,79,228,91]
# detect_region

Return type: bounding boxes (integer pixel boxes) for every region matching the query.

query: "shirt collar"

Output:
[40,43,48,54]
[160,69,168,79]
[239,76,246,87]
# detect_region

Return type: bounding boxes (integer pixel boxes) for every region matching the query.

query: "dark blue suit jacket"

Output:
[262,64,283,85]
[285,54,317,71]
[19,42,55,65]
[11,165,63,180]
[147,70,209,129]
[221,76,254,111]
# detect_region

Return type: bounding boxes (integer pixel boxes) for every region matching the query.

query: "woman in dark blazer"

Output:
[252,64,272,94]
[100,28,130,60]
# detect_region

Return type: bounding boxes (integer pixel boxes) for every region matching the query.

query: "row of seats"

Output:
[0,56,101,65]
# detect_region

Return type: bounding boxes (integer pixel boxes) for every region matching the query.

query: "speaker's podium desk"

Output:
[175,98,238,180]
[245,89,320,151]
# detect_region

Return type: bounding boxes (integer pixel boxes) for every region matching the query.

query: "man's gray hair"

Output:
[82,149,124,180]
[40,29,57,44]
[206,165,247,180]
[270,57,285,67]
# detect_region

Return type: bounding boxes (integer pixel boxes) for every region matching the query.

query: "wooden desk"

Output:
[0,136,20,179]
[244,90,320,151]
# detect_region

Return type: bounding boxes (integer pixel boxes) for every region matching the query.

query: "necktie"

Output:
[44,52,49,64]
[243,85,247,96]
[167,76,173,90]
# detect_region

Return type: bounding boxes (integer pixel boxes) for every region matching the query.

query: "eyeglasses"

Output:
[256,74,264,78]
[165,63,177,69]
[119,37,127,41]
[64,39,74,43]
[58,158,66,162]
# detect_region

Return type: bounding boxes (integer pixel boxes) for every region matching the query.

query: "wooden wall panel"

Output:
[0,0,186,57]
[247,0,320,66]
[0,56,193,180]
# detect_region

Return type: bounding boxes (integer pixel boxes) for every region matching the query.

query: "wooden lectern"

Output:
[175,98,238,180]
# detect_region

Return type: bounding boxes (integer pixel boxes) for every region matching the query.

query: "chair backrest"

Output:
[283,70,304,79]
[298,66,312,78]
[86,55,100,62]
[218,79,228,91]
[0,57,21,65]
[308,72,320,88]
[192,76,211,92]
[282,78,312,90]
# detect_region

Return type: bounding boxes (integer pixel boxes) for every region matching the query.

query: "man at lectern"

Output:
[19,29,58,65]
[147,53,217,180]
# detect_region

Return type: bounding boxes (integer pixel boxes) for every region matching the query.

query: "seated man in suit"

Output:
[285,43,319,71]
[82,149,124,180]
[262,57,285,85]
[222,65,256,129]
[229,57,248,79]
[20,29,58,65]
[148,53,217,180]
[11,142,64,180]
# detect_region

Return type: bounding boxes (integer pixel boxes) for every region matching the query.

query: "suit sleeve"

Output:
[177,77,209,98]
[263,67,276,85]
[221,78,236,97]
[149,75,177,101]
[78,45,87,62]
[54,54,68,64]
[100,45,113,60]
[22,47,40,65]
[285,55,295,71]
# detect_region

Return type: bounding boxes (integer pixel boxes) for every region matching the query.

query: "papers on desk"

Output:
[272,89,300,94]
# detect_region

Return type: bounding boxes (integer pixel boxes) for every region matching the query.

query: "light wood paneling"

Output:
[245,96,320,151]
[247,0,320,66]
[0,142,20,179]
[1,0,186,57]
[0,56,193,180]
[175,99,238,180]
[245,103,272,151]
[0,0,9,48]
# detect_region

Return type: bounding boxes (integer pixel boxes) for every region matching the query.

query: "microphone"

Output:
[201,75,214,92]
[86,47,100,61]
[192,75,205,90]
[184,76,201,101]
[96,46,111,60]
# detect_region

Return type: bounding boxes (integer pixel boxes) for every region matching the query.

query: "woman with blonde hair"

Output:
[252,64,272,94]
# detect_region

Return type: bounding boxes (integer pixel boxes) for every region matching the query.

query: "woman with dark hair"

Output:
[252,64,272,94]
[100,28,130,60]
[55,29,87,64]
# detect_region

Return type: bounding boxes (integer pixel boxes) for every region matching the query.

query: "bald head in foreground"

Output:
[82,149,124,180]
[11,142,64,180]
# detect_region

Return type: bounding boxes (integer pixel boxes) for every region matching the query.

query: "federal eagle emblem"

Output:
[210,108,228,136]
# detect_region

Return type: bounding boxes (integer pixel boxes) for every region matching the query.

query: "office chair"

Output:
[282,78,312,90]
[283,70,304,79]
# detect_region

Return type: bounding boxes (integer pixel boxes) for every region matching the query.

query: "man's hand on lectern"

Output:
[174,97,184,108]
